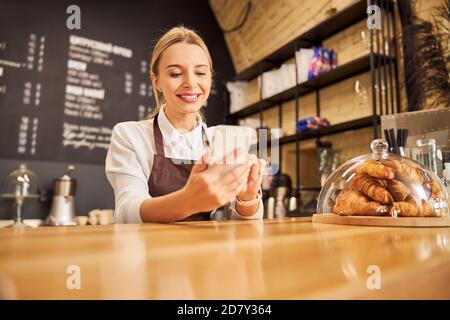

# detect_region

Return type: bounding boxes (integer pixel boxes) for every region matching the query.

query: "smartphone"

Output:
[209,125,255,167]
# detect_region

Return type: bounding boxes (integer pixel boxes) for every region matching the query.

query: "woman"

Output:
[105,26,265,223]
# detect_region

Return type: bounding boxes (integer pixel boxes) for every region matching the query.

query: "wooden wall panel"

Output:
[210,0,355,72]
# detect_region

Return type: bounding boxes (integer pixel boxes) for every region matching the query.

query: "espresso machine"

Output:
[45,165,77,226]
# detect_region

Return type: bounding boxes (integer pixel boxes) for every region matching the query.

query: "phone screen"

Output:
[210,125,255,166]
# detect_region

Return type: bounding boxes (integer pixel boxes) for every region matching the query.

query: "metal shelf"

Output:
[231,54,392,118]
[280,115,380,144]
[250,116,379,151]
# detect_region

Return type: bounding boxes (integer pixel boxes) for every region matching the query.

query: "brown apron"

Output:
[148,113,211,221]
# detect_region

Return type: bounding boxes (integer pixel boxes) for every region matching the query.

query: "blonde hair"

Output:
[148,26,214,119]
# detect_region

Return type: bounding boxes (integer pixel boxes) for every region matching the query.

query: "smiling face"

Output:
[151,42,212,117]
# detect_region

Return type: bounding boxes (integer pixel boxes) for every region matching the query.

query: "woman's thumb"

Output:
[192,147,211,173]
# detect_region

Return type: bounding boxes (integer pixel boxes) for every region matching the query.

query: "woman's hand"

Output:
[237,154,266,201]
[181,148,251,215]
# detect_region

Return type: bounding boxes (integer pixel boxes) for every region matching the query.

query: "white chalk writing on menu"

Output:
[62,35,133,152]
[0,33,44,156]
[0,27,158,163]
[62,122,111,150]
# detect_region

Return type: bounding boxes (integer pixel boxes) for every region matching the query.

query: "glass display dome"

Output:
[1,164,40,227]
[1,164,40,197]
[317,139,449,218]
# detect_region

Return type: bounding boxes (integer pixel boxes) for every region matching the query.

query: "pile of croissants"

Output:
[332,158,445,217]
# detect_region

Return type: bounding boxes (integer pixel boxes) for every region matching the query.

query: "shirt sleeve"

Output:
[228,193,264,220]
[105,123,149,224]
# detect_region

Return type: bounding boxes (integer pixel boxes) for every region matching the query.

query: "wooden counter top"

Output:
[1,217,450,299]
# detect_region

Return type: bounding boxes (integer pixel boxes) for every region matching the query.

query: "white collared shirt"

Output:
[105,109,263,223]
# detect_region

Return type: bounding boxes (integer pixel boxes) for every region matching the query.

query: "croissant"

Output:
[377,179,388,188]
[346,174,393,204]
[421,199,434,217]
[423,180,441,199]
[390,198,420,217]
[355,160,395,180]
[333,190,389,216]
[422,180,446,216]
[421,198,446,217]
[386,179,410,201]
[382,159,424,184]
[390,195,441,217]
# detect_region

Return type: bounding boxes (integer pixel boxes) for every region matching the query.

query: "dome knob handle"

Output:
[370,139,389,155]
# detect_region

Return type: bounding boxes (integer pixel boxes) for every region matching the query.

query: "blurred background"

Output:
[0,0,448,223]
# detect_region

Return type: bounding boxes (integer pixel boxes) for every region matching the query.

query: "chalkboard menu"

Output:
[0,0,232,165]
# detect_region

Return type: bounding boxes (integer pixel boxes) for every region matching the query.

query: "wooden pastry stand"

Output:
[313,214,450,227]
[1,217,450,299]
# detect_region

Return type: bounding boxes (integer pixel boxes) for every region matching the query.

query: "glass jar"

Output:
[410,138,438,175]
